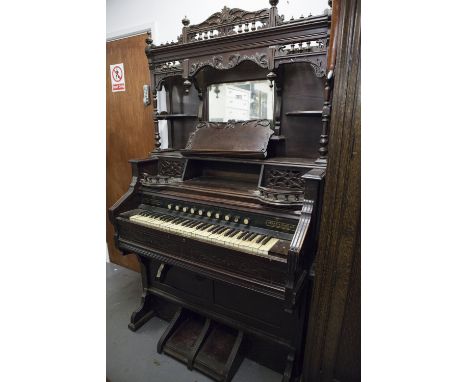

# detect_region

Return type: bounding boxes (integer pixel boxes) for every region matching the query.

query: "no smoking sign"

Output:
[110,63,126,92]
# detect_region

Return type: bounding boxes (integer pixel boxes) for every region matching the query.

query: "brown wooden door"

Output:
[106,33,154,272]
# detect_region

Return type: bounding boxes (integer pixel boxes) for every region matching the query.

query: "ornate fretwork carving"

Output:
[275,53,326,78]
[154,61,182,90]
[264,167,306,190]
[183,6,272,42]
[273,39,328,77]
[140,173,180,186]
[189,53,268,76]
[140,160,185,186]
[256,167,307,205]
[277,39,327,55]
[158,159,184,178]
[191,6,269,30]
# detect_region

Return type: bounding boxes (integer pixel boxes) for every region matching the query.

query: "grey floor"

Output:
[107,262,282,382]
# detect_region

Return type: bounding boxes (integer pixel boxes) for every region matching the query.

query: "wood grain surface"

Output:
[302,0,361,380]
[106,34,154,271]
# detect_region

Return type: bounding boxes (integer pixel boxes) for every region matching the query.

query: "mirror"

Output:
[208,80,274,122]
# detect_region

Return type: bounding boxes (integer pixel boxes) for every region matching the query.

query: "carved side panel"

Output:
[158,159,184,178]
[140,159,185,186]
[257,166,308,205]
[264,167,306,190]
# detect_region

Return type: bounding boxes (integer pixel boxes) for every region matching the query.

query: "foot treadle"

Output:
[158,307,244,382]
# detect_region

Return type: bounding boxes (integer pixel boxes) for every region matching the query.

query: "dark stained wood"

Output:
[108,2,338,381]
[181,120,274,158]
[327,0,341,71]
[302,0,360,380]
[146,7,329,159]
[106,34,154,272]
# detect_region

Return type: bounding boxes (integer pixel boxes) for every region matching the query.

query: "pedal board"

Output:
[157,308,244,382]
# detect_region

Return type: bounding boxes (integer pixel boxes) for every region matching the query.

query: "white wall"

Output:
[107,0,329,42]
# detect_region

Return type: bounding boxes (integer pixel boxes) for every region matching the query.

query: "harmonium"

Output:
[109,1,333,380]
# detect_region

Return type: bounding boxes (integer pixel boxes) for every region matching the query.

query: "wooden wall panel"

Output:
[302,0,361,380]
[106,34,154,272]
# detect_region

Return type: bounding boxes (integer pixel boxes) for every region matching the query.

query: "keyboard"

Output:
[127,210,289,258]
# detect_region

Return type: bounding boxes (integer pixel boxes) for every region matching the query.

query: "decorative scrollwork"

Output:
[189,53,268,76]
[140,173,177,186]
[273,39,327,77]
[275,54,326,78]
[188,6,269,31]
[257,186,304,205]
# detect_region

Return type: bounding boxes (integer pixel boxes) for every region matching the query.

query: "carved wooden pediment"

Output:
[188,6,269,31]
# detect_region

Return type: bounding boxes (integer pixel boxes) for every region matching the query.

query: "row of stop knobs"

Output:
[167,204,250,225]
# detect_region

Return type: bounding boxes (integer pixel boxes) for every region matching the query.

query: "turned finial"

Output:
[269,0,279,7]
[145,30,153,45]
[182,15,190,26]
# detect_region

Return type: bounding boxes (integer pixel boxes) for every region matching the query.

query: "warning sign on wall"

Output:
[110,63,126,92]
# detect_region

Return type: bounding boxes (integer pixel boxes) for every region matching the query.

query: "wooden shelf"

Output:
[152,150,321,167]
[285,110,322,116]
[155,113,198,120]
[270,135,286,141]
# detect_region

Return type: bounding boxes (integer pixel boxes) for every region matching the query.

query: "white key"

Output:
[257,238,279,255]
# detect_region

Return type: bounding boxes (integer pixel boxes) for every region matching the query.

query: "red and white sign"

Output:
[110,63,126,92]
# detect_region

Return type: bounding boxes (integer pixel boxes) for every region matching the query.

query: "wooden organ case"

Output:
[109,1,333,381]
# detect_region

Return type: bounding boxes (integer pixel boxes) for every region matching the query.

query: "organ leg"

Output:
[128,255,157,331]
[282,352,295,382]
[128,291,157,331]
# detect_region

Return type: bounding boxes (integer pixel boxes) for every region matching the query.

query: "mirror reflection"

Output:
[208,80,274,122]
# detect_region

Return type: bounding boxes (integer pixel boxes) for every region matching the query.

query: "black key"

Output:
[260,236,271,245]
[238,231,249,240]
[196,223,209,230]
[228,230,239,237]
[255,235,265,243]
[248,234,260,242]
[201,224,214,231]
[211,226,225,234]
[217,228,229,235]
[207,225,218,232]
[187,221,199,228]
[244,233,256,241]
[222,228,233,236]
[180,220,192,226]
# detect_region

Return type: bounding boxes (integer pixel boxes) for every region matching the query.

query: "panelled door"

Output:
[106,33,154,272]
